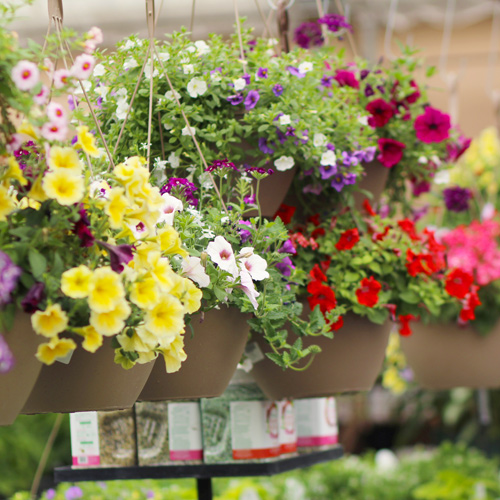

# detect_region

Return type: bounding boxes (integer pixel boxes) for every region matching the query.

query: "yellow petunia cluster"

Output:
[381,332,408,395]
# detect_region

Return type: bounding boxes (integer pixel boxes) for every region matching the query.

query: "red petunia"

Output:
[374,226,391,242]
[445,268,474,299]
[334,69,359,89]
[307,280,337,314]
[398,218,420,241]
[329,316,344,331]
[406,249,441,277]
[308,214,321,226]
[335,228,360,251]
[459,285,481,323]
[290,232,310,248]
[356,276,382,307]
[414,106,451,144]
[320,258,331,273]
[398,314,417,336]
[274,204,296,225]
[377,138,406,168]
[362,198,377,216]
[366,98,394,128]
[311,227,326,239]
[309,264,327,282]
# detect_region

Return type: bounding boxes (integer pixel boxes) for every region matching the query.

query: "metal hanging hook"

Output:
[267,0,295,10]
[48,0,63,24]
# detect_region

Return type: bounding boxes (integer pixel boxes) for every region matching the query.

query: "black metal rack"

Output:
[55,446,343,500]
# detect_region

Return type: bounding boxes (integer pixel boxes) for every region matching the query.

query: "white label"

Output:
[230,400,280,459]
[244,342,265,364]
[167,402,203,461]
[70,412,100,466]
[278,400,297,453]
[295,397,338,447]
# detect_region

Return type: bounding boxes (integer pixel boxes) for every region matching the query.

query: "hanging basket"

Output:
[400,320,500,390]
[21,337,154,414]
[139,307,250,401]
[352,160,390,210]
[0,313,43,426]
[250,313,391,400]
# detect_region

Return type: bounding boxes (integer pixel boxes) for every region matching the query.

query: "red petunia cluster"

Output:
[355,276,382,307]
[335,228,360,251]
[445,268,481,324]
[398,314,418,336]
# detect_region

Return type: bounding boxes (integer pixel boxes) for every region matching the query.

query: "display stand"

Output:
[55,446,343,500]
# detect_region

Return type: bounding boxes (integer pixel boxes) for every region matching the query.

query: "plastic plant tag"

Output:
[278,399,297,455]
[168,402,203,462]
[70,411,100,467]
[295,397,338,450]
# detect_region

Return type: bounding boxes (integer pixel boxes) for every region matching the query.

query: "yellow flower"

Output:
[116,329,151,353]
[382,366,406,395]
[145,295,185,339]
[36,337,77,365]
[130,275,160,309]
[135,325,162,350]
[4,157,28,186]
[105,187,129,230]
[0,185,16,221]
[114,350,135,369]
[136,350,157,364]
[147,251,174,291]
[17,121,38,140]
[18,197,41,210]
[48,146,82,173]
[157,226,188,257]
[74,325,103,353]
[478,127,500,164]
[134,241,160,269]
[88,267,125,313]
[61,265,93,298]
[31,304,69,338]
[159,334,187,373]
[74,125,100,157]
[90,299,131,335]
[43,169,85,206]
[169,275,202,314]
[28,175,49,202]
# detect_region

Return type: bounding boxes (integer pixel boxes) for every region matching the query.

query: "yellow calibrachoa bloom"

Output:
[18,197,41,210]
[169,275,202,314]
[28,174,49,202]
[145,295,185,339]
[90,299,131,335]
[114,350,135,370]
[74,325,103,353]
[17,121,38,140]
[105,187,129,229]
[42,169,85,206]
[36,337,77,365]
[74,125,100,157]
[31,304,69,338]
[48,146,82,173]
[0,185,16,221]
[157,226,189,257]
[147,251,174,291]
[88,267,126,313]
[159,334,187,373]
[130,275,160,309]
[116,330,151,353]
[3,157,28,186]
[134,241,161,268]
[61,265,93,299]
[135,325,162,350]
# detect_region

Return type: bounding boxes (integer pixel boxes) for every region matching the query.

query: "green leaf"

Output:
[400,290,421,304]
[28,249,47,280]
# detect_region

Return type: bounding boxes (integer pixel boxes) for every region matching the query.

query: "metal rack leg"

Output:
[197,478,213,500]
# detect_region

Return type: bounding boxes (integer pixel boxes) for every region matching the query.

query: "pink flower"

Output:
[206,236,239,278]
[71,54,95,80]
[34,85,50,106]
[414,106,451,143]
[46,102,67,124]
[366,98,394,128]
[377,138,406,168]
[334,69,359,89]
[87,26,103,45]
[41,121,68,142]
[237,247,269,281]
[11,60,40,91]
[239,268,260,309]
[157,193,183,226]
[53,69,72,89]
[181,256,210,288]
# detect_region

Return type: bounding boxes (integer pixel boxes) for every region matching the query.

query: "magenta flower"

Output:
[377,138,406,168]
[414,106,451,143]
[366,98,394,128]
[334,69,359,89]
[318,13,353,33]
[443,186,472,212]
[294,21,324,49]
[244,90,260,110]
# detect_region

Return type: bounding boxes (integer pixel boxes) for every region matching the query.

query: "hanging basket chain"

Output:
[233,0,247,63]
[334,0,358,58]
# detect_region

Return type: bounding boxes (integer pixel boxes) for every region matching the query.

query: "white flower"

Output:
[238,247,269,281]
[115,88,128,100]
[430,155,441,166]
[164,122,174,131]
[73,79,91,95]
[298,61,313,73]
[182,256,210,288]
[211,72,222,83]
[152,160,167,185]
[70,54,95,80]
[481,202,495,221]
[206,236,239,278]
[201,228,215,239]
[375,449,399,472]
[274,156,295,171]
[320,150,336,166]
[116,100,129,121]
[239,269,260,309]
[165,90,181,102]
[187,77,207,98]
[144,60,159,80]
[95,85,109,102]
[234,78,246,91]
[183,64,194,74]
[418,156,428,164]
[357,115,369,126]
[184,46,196,54]
[123,58,139,70]
[157,193,183,226]
[167,152,180,168]
[194,40,210,55]
[34,85,49,106]
[158,51,170,61]
[279,114,291,126]
[313,133,327,147]
[434,170,450,185]
[182,125,196,136]
[268,38,278,46]
[93,63,105,77]
[121,39,138,51]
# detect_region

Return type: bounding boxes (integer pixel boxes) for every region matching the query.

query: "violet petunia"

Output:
[21,282,45,313]
[97,241,134,273]
[244,90,260,110]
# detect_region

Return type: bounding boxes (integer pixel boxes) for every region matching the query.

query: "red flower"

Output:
[377,138,406,168]
[320,258,331,272]
[309,264,327,282]
[414,106,451,144]
[290,232,310,248]
[362,198,376,216]
[366,98,394,128]
[374,226,391,241]
[406,80,421,104]
[356,276,382,307]
[406,249,439,277]
[459,286,481,323]
[398,218,420,241]
[274,204,296,225]
[445,268,474,299]
[308,214,321,226]
[311,227,326,239]
[329,316,344,331]
[307,281,337,313]
[334,69,359,89]
[398,314,417,336]
[335,228,360,251]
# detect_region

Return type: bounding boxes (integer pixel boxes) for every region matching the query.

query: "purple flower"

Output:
[65,486,83,500]
[272,84,284,97]
[362,146,377,163]
[364,84,375,97]
[0,251,22,307]
[319,164,337,179]
[285,126,296,137]
[243,194,256,204]
[412,180,431,197]
[341,152,353,166]
[303,184,323,195]
[227,93,244,105]
[68,95,78,111]
[331,173,346,192]
[301,130,309,144]
[244,90,260,110]
[276,128,287,145]
[256,67,268,79]
[238,220,253,243]
[344,172,357,185]
[326,143,335,151]
[443,186,472,212]
[258,137,275,155]
[276,256,295,277]
[321,75,333,88]
[294,21,324,49]
[161,178,198,207]
[279,239,297,255]
[360,69,370,80]
[286,66,305,78]
[74,221,95,248]
[0,334,15,374]
[45,489,56,500]
[21,282,45,313]
[243,73,251,85]
[318,13,353,33]
[205,158,237,173]
[97,241,134,274]
[146,490,155,499]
